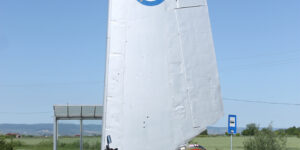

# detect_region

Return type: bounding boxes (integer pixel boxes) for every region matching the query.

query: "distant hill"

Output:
[0,124,101,136]
[0,124,243,136]
[207,126,245,135]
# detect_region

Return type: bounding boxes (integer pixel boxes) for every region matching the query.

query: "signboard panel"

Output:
[228,115,237,134]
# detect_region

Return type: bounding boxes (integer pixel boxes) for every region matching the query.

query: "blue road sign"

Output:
[228,115,237,134]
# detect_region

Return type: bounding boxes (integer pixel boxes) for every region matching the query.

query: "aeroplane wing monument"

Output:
[102,0,223,149]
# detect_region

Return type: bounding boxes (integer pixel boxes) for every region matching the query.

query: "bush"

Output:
[12,140,24,147]
[242,123,259,136]
[200,130,208,136]
[195,130,209,137]
[0,137,14,150]
[243,124,287,150]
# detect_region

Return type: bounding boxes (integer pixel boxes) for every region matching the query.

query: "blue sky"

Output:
[0,0,299,128]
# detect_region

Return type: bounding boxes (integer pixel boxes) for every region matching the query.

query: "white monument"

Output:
[102,0,223,149]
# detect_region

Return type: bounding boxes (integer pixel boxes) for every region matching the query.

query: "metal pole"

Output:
[53,117,57,150]
[80,119,83,150]
[231,134,233,150]
[56,120,59,141]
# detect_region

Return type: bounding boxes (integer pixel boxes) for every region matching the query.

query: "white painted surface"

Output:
[177,0,207,8]
[230,117,235,127]
[102,0,223,149]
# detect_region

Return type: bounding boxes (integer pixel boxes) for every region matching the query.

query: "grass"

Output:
[7,136,300,150]
[190,136,300,150]
[11,136,101,150]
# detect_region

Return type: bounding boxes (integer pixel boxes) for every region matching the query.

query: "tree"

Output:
[275,126,300,137]
[285,126,300,136]
[244,124,287,150]
[242,123,259,136]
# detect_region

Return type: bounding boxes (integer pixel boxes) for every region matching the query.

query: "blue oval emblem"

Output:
[137,0,164,6]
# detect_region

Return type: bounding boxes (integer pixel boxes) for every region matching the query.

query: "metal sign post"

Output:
[228,115,237,150]
[231,134,233,150]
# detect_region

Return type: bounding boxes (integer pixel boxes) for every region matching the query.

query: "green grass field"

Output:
[12,136,101,150]
[191,136,300,150]
[8,136,300,150]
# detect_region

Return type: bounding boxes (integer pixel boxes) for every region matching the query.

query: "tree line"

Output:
[242,123,300,137]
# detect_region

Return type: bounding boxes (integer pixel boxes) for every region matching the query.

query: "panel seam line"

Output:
[174,10,194,124]
[175,5,206,9]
